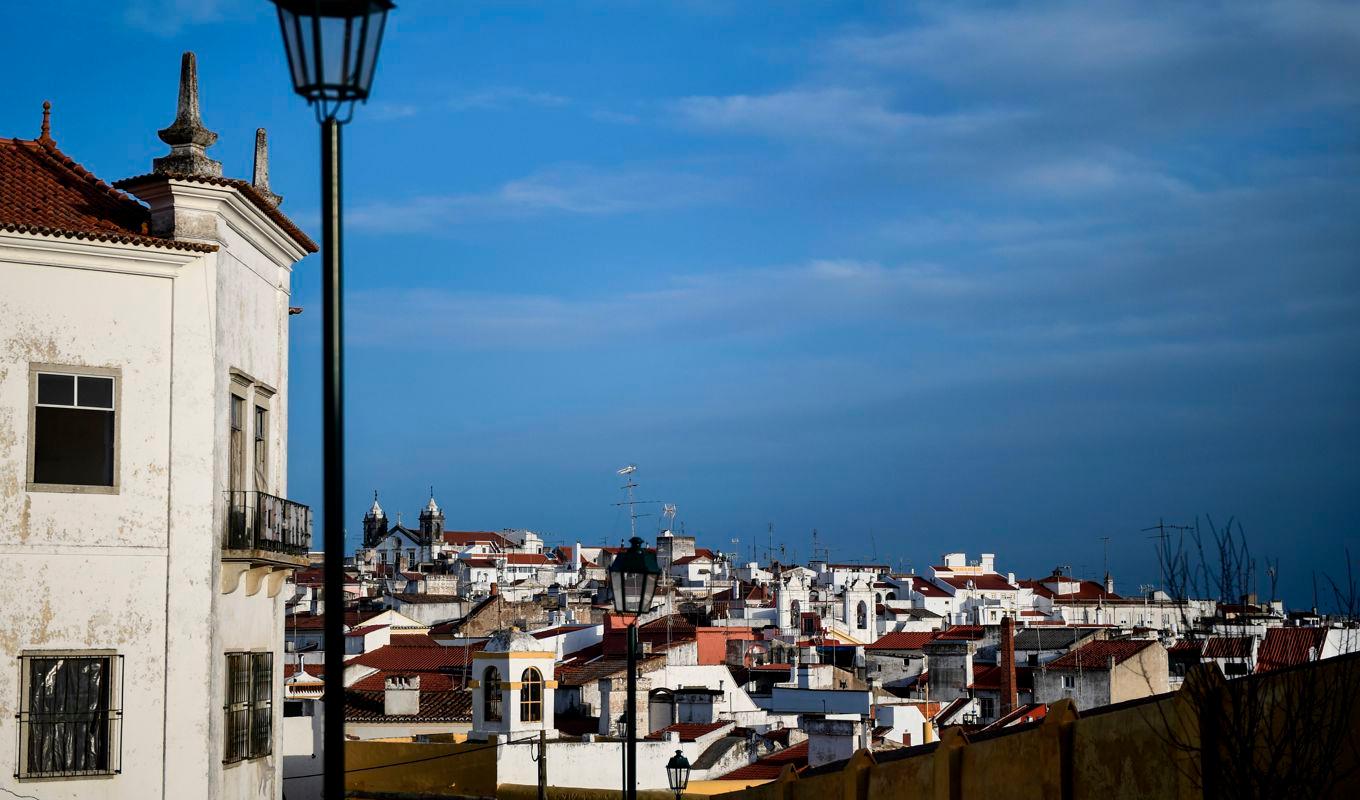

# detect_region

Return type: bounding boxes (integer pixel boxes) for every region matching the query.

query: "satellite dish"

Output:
[617,464,638,476]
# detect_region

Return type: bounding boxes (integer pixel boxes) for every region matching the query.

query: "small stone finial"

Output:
[153,52,222,178]
[38,101,54,145]
[252,128,283,207]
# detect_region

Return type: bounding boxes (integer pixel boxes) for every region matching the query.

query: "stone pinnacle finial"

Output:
[38,101,54,145]
[153,51,222,178]
[252,128,283,207]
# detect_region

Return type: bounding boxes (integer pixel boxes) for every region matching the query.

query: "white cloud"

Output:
[671,88,1009,144]
[448,87,571,112]
[123,0,253,34]
[347,163,733,232]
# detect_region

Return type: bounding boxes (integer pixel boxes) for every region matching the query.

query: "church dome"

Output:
[483,627,542,653]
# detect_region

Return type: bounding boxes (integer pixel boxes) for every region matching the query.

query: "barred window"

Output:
[17,653,122,779]
[225,652,273,763]
[251,653,273,758]
[520,668,543,723]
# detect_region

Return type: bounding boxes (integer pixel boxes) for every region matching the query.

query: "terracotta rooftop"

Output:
[1255,627,1327,674]
[114,171,317,253]
[866,631,937,651]
[346,641,483,673]
[1204,636,1253,659]
[645,721,731,742]
[344,686,472,723]
[717,741,810,781]
[0,126,215,253]
[933,625,986,641]
[1045,639,1154,671]
[936,574,1017,592]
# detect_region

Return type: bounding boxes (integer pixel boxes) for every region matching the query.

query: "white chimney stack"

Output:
[384,675,420,717]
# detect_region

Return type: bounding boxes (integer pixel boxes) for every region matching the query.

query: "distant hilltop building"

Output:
[0,53,314,798]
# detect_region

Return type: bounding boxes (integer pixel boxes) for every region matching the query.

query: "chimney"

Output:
[572,541,582,572]
[1103,572,1115,596]
[489,582,499,596]
[999,615,1017,717]
[384,675,420,716]
[252,128,283,207]
[153,52,222,178]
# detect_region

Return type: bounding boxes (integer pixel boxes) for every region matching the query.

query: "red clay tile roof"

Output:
[114,172,317,253]
[1046,639,1154,670]
[346,624,386,637]
[750,663,793,672]
[645,721,731,741]
[1204,636,1253,659]
[348,671,460,692]
[1049,580,1122,601]
[937,574,1017,592]
[910,577,951,598]
[671,554,712,566]
[1018,579,1055,599]
[1255,627,1326,674]
[867,631,937,651]
[718,741,809,781]
[0,135,216,253]
[284,663,324,680]
[503,553,550,565]
[345,685,472,722]
[347,642,483,673]
[934,625,986,641]
[442,530,513,548]
[391,634,441,648]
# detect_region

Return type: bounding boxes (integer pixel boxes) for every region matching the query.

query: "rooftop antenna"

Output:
[870,530,879,562]
[1142,518,1193,594]
[613,464,658,541]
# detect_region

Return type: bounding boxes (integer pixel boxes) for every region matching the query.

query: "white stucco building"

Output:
[0,53,315,799]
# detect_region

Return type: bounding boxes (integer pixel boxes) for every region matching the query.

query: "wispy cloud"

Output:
[671,88,1010,144]
[348,163,733,232]
[448,87,571,112]
[123,0,254,35]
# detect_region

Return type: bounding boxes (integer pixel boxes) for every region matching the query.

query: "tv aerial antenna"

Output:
[613,464,658,541]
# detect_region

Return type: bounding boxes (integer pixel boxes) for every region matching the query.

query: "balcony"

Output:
[223,490,312,571]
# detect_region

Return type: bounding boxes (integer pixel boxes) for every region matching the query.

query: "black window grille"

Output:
[16,654,123,779]
[250,653,273,758]
[225,653,251,763]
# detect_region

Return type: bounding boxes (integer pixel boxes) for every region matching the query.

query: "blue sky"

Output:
[4,1,1357,605]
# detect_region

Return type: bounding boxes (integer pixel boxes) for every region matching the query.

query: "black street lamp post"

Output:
[666,749,691,800]
[268,3,394,799]
[608,536,661,800]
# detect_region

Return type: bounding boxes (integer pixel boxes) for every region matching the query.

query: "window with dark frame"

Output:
[224,652,273,763]
[520,668,543,723]
[32,372,116,487]
[17,654,122,778]
[253,405,268,493]
[483,666,502,722]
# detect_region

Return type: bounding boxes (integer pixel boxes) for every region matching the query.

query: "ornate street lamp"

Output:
[608,536,661,800]
[268,3,394,799]
[666,750,691,800]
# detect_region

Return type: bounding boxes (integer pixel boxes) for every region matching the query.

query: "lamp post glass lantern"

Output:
[269,3,393,800]
[273,0,394,121]
[607,536,660,800]
[667,749,691,798]
[608,536,661,615]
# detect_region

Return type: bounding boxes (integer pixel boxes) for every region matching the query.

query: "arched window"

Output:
[886,591,896,601]
[856,600,868,629]
[790,599,801,623]
[483,666,502,722]
[875,592,882,605]
[520,668,543,723]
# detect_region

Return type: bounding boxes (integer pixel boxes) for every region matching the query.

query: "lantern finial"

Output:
[154,51,222,178]
[252,128,283,207]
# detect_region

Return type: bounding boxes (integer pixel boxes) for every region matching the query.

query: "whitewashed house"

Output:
[0,53,314,799]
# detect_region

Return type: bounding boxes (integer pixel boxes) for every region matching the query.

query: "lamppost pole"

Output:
[267,4,394,798]
[626,619,638,800]
[320,114,345,800]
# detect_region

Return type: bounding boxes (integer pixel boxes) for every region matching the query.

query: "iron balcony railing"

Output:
[225,490,312,557]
